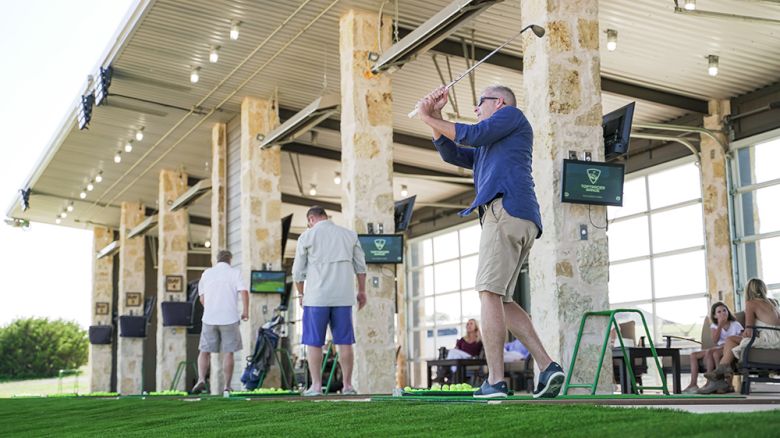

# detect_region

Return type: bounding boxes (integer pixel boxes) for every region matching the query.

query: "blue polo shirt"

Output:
[432,106,542,238]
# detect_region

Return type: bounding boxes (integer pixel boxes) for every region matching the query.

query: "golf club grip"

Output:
[408,107,419,118]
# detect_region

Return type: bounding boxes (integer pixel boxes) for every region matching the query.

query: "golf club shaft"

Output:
[408,24,538,119]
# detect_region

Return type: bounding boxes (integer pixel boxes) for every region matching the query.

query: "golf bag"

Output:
[240,325,280,390]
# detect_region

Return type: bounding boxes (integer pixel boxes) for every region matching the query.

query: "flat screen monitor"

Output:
[394,195,416,232]
[561,159,625,207]
[603,102,635,159]
[358,234,404,264]
[279,282,293,311]
[250,270,286,294]
[281,214,293,256]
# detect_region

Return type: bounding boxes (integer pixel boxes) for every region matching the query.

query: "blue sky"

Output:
[0,0,135,328]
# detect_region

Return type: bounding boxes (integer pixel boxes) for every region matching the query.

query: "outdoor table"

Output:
[612,346,682,394]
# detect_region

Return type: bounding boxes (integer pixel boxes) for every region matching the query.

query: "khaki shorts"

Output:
[475,198,538,302]
[199,322,243,353]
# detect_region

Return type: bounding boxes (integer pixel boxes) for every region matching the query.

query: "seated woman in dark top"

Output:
[449,319,483,358]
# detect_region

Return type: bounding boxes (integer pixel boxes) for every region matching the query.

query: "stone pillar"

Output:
[702,100,734,308]
[239,96,282,387]
[521,0,611,392]
[209,122,229,394]
[88,226,114,393]
[339,9,395,394]
[117,202,145,394]
[156,169,190,391]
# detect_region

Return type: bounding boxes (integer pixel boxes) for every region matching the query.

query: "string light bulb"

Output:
[684,0,696,11]
[80,190,87,199]
[87,181,94,191]
[114,151,122,163]
[606,29,617,52]
[124,141,133,153]
[60,211,67,219]
[230,21,240,40]
[309,184,317,196]
[66,203,74,212]
[209,46,219,63]
[707,55,719,76]
[333,171,341,185]
[55,217,62,224]
[204,239,211,248]
[95,172,103,183]
[401,185,408,197]
[135,129,144,141]
[190,67,200,84]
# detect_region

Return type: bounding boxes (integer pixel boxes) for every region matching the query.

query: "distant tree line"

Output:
[0,318,88,380]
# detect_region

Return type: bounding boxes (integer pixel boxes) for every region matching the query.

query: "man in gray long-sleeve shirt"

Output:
[292,206,367,396]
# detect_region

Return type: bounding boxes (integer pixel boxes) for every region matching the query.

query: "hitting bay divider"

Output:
[563,309,667,396]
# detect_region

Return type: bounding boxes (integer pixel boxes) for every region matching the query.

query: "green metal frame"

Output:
[562,309,669,395]
[320,342,340,394]
[171,361,199,391]
[57,369,81,394]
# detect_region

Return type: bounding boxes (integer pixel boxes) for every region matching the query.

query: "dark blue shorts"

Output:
[302,306,355,347]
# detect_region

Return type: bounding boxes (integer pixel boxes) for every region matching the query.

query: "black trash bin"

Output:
[88,325,113,344]
[161,301,192,327]
[119,315,147,338]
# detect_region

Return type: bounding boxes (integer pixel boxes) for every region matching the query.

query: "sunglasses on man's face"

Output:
[477,96,499,107]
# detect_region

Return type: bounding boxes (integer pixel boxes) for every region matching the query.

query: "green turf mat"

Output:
[229,391,299,397]
[2,398,778,436]
[374,393,745,402]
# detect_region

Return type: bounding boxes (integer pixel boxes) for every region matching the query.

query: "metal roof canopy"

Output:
[6,0,780,236]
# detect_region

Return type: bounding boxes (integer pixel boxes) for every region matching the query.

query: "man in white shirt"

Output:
[191,250,249,394]
[292,206,367,396]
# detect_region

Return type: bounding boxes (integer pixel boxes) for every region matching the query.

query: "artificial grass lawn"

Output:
[0,398,778,437]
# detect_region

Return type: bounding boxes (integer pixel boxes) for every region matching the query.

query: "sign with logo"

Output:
[561,159,625,207]
[358,234,404,264]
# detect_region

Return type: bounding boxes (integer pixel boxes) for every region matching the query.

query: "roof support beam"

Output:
[396,27,708,114]
[281,193,341,212]
[280,142,472,186]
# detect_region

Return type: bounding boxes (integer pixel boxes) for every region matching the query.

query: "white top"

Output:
[710,320,744,346]
[292,220,367,307]
[198,262,247,325]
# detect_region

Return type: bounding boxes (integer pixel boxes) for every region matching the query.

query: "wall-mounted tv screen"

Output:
[358,234,404,264]
[281,214,293,256]
[394,195,416,232]
[561,159,625,207]
[603,102,635,159]
[250,270,286,294]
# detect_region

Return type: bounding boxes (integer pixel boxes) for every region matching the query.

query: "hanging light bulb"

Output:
[66,203,74,212]
[309,184,317,196]
[204,239,211,248]
[55,217,62,224]
[333,171,342,185]
[190,67,200,84]
[606,29,617,52]
[124,141,133,153]
[707,55,719,76]
[135,129,144,141]
[401,184,409,197]
[230,21,240,40]
[114,151,122,163]
[684,0,696,11]
[95,172,103,183]
[60,211,67,219]
[87,181,94,191]
[209,46,219,63]
[80,190,87,199]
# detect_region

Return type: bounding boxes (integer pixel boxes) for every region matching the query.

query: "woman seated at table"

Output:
[683,301,743,393]
[447,319,483,359]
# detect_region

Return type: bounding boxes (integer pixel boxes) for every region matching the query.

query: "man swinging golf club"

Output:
[415,85,565,398]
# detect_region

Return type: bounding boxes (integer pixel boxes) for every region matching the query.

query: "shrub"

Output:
[0,318,88,379]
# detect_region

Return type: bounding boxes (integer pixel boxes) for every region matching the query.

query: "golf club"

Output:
[408,24,545,118]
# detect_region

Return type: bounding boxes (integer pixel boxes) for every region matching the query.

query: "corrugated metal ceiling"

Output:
[8,0,780,236]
